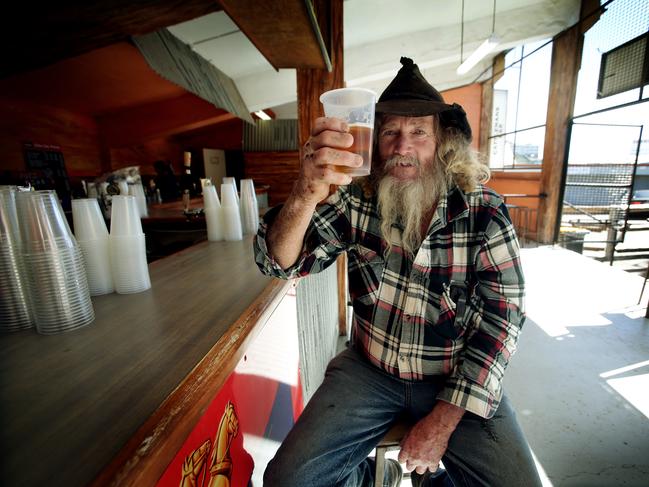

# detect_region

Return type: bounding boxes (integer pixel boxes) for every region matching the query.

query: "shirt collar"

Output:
[428,184,470,234]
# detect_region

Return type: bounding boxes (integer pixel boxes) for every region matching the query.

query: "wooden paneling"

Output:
[1,240,290,487]
[2,0,220,78]
[537,25,582,243]
[109,138,184,175]
[0,96,102,177]
[0,43,186,117]
[219,0,330,70]
[243,152,300,206]
[176,118,244,152]
[440,83,482,150]
[97,93,236,148]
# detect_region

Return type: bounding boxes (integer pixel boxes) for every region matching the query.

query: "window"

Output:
[488,39,552,169]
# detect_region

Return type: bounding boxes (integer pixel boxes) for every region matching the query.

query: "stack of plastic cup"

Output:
[240,179,260,235]
[203,182,224,241]
[221,183,243,241]
[223,177,244,226]
[16,190,94,334]
[0,187,33,332]
[109,195,151,294]
[128,182,148,218]
[72,198,114,296]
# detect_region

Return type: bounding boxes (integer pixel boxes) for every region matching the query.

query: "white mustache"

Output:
[384,155,420,168]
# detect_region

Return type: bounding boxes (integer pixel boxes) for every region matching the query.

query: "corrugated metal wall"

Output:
[296,263,339,404]
[243,120,298,152]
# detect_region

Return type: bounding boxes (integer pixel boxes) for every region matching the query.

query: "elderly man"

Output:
[254,58,541,487]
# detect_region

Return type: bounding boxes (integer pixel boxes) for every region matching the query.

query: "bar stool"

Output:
[374,420,412,487]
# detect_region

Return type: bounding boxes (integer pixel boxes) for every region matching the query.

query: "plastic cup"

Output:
[203,184,221,209]
[319,88,377,177]
[222,178,240,205]
[16,191,77,253]
[240,179,259,235]
[110,196,143,236]
[204,206,224,241]
[128,183,148,218]
[78,238,114,296]
[119,181,129,195]
[72,199,109,241]
[109,234,150,294]
[221,183,239,209]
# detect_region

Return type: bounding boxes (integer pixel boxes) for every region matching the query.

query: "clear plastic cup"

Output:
[319,88,377,177]
[72,198,109,241]
[16,191,77,253]
[240,179,259,235]
[110,196,143,236]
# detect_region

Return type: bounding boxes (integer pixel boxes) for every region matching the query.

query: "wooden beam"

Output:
[1,0,220,78]
[97,93,236,147]
[296,0,346,335]
[479,53,505,158]
[537,25,582,244]
[218,0,330,70]
[296,0,344,147]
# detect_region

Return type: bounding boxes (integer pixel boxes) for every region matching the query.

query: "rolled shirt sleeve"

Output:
[253,188,352,280]
[437,203,525,419]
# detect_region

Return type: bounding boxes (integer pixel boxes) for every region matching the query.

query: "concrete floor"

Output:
[505,246,649,486]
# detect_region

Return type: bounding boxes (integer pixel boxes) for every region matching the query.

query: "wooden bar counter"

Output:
[0,238,291,487]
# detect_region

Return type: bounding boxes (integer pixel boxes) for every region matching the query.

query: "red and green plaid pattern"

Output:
[254,183,525,419]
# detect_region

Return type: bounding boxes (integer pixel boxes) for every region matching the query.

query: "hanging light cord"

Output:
[492,0,497,34]
[460,0,465,62]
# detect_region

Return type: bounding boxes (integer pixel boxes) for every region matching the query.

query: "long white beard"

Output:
[376,155,447,256]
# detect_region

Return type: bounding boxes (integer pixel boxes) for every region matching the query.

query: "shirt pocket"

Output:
[349,244,383,306]
[424,279,467,340]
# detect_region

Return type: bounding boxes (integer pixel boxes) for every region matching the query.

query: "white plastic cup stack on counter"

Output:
[118,180,129,196]
[203,182,224,241]
[240,179,260,235]
[71,198,114,296]
[128,182,148,218]
[16,190,94,334]
[0,186,33,332]
[220,183,243,241]
[109,195,151,294]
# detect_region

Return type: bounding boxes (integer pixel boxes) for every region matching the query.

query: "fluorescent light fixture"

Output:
[254,110,271,121]
[456,34,500,75]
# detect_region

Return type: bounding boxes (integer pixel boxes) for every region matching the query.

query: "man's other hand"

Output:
[296,117,364,205]
[398,401,465,475]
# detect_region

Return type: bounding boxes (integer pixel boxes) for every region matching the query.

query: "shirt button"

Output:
[399,354,406,361]
[404,313,412,321]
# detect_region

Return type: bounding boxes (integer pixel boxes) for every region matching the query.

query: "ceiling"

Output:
[169,0,581,116]
[0,0,581,124]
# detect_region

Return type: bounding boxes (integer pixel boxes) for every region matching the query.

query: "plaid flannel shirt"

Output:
[254,182,525,419]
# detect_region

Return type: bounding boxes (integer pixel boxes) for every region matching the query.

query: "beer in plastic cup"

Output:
[319,88,377,177]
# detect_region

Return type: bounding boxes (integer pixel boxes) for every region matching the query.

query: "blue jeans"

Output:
[264,346,542,487]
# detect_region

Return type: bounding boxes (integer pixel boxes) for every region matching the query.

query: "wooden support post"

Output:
[296,0,347,335]
[296,0,344,147]
[536,25,582,244]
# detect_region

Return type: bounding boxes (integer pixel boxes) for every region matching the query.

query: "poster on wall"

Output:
[490,90,508,169]
[23,142,72,209]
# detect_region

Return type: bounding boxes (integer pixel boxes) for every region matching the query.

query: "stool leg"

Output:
[374,445,387,487]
